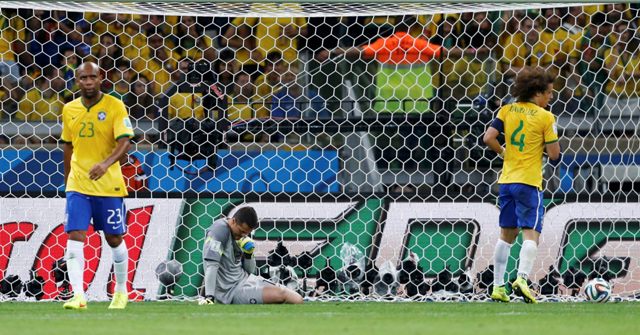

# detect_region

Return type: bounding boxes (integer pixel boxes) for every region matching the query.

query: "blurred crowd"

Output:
[0,4,639,148]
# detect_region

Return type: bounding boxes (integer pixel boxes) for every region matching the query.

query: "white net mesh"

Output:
[1,2,640,302]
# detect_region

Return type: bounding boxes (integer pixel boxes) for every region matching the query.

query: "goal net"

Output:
[1,1,639,302]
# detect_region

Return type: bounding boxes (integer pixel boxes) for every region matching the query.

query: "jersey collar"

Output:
[81,92,105,111]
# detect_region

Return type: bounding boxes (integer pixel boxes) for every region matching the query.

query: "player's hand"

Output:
[198,296,215,305]
[89,162,110,180]
[237,237,255,256]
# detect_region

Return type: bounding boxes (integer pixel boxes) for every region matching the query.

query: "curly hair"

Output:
[511,67,555,102]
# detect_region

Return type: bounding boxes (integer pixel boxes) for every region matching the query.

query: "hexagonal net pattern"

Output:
[0,2,639,302]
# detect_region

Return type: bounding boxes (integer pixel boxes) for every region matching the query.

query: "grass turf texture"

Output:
[1,301,639,335]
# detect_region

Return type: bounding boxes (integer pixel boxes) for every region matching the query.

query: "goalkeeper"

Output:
[200,206,303,304]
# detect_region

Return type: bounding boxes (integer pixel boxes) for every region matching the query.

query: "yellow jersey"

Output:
[61,94,134,197]
[0,14,25,62]
[168,91,206,120]
[16,89,65,121]
[497,102,558,189]
[500,33,554,69]
[232,7,306,64]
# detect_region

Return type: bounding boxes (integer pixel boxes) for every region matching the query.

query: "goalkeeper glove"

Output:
[198,296,215,305]
[237,237,255,256]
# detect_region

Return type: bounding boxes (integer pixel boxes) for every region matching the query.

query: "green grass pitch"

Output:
[1,301,639,335]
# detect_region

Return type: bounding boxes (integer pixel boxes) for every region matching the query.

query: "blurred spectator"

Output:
[564,6,589,34]
[499,10,526,48]
[271,68,302,120]
[124,75,156,120]
[576,12,614,112]
[431,15,465,106]
[108,67,129,99]
[15,74,64,121]
[228,71,267,142]
[500,15,551,76]
[0,9,25,86]
[431,15,461,48]
[214,49,237,95]
[497,14,552,101]
[561,7,591,114]
[301,16,342,60]
[167,83,207,120]
[540,8,573,114]
[54,11,91,57]
[602,22,640,117]
[254,52,287,119]
[172,16,217,60]
[140,14,174,37]
[90,13,129,39]
[605,3,633,24]
[225,6,307,74]
[121,18,150,64]
[227,71,255,122]
[93,33,123,76]
[541,8,571,66]
[55,10,90,36]
[222,19,261,76]
[0,79,22,119]
[26,17,68,68]
[451,12,497,99]
[140,33,179,95]
[61,48,79,92]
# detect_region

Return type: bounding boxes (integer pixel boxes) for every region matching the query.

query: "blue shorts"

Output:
[498,183,544,233]
[65,191,127,235]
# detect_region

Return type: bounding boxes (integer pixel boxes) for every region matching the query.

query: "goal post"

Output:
[0,1,639,302]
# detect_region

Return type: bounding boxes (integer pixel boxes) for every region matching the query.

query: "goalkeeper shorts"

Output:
[230,274,278,304]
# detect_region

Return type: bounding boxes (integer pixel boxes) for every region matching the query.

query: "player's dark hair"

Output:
[512,66,555,102]
[233,206,259,229]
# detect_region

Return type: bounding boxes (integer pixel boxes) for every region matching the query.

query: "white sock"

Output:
[111,241,129,293]
[517,240,538,280]
[65,240,85,298]
[493,239,512,287]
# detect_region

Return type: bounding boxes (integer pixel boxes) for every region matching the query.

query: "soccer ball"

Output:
[584,278,611,303]
[155,259,183,286]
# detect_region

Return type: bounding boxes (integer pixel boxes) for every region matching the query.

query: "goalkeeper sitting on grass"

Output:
[200,206,303,305]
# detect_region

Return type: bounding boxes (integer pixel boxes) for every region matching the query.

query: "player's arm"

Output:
[202,260,220,305]
[88,137,131,181]
[60,105,72,186]
[201,224,229,303]
[483,118,505,158]
[544,114,562,165]
[238,237,256,274]
[242,256,256,274]
[63,143,73,186]
[546,142,561,161]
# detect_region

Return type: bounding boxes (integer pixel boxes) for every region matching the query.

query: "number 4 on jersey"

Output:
[511,120,525,152]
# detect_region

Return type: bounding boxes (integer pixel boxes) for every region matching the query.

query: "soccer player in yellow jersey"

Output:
[60,63,134,310]
[483,67,561,304]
